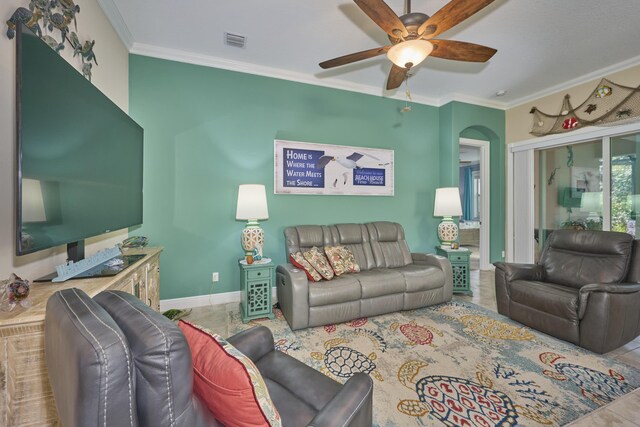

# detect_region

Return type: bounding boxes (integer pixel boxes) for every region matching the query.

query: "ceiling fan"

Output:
[319,0,498,90]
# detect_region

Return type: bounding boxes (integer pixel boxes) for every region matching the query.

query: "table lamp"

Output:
[235,184,269,258]
[434,187,463,248]
[581,192,602,222]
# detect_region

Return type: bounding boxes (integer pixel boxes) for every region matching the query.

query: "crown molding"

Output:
[505,54,640,109]
[439,93,507,110]
[130,42,447,107]
[97,0,133,50]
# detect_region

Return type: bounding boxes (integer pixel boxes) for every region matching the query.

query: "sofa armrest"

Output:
[308,373,373,427]
[411,253,453,298]
[494,262,545,282]
[226,326,274,363]
[578,283,640,319]
[276,264,310,330]
[578,283,640,353]
[493,263,544,318]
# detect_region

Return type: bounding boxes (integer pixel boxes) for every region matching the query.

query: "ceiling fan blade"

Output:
[354,0,408,38]
[386,64,408,90]
[319,46,391,69]
[418,0,495,39]
[429,40,496,62]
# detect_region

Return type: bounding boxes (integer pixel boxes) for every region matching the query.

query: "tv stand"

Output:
[0,247,162,426]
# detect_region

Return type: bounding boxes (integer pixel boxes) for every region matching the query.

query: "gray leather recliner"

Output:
[277,222,453,330]
[45,288,373,427]
[495,230,640,354]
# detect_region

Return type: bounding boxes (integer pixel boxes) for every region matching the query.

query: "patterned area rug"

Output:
[228,302,640,426]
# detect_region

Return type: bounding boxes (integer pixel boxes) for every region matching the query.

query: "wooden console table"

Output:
[0,247,162,426]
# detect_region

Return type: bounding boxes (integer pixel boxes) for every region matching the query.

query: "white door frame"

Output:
[506,121,640,262]
[459,138,491,270]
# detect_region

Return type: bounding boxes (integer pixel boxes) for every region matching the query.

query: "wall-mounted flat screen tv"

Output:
[16,24,143,257]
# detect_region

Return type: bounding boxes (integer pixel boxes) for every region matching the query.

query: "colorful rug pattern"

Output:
[228,302,640,426]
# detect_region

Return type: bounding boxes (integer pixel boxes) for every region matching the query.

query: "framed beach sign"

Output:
[274,140,394,196]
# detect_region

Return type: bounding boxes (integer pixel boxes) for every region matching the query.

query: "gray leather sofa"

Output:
[45,288,373,427]
[277,221,453,330]
[495,230,640,354]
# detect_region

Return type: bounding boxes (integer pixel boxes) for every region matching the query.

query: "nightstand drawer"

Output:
[451,254,468,262]
[247,269,269,280]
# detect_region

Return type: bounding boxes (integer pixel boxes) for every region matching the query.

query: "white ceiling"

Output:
[100,0,640,108]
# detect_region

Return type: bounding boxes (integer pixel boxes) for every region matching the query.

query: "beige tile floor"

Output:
[184,269,640,426]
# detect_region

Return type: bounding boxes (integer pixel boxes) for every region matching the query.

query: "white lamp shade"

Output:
[434,187,463,217]
[387,40,433,68]
[581,192,602,212]
[236,184,269,220]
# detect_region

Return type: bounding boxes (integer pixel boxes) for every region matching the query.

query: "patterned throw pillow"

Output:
[324,246,347,276]
[339,246,361,273]
[178,321,282,427]
[289,252,323,282]
[303,246,335,280]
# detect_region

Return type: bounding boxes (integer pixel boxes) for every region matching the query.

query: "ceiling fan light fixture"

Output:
[387,39,433,68]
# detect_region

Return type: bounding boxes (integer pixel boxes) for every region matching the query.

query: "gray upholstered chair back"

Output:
[627,239,640,283]
[45,288,139,427]
[45,289,217,427]
[539,230,634,288]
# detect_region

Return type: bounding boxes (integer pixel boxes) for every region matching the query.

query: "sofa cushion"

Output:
[308,275,361,306]
[178,321,282,427]
[95,290,213,427]
[627,240,640,283]
[366,222,412,268]
[332,223,376,271]
[540,230,633,288]
[324,246,348,276]
[303,246,334,280]
[510,280,580,322]
[356,269,406,299]
[395,264,446,292]
[290,252,322,282]
[339,246,361,273]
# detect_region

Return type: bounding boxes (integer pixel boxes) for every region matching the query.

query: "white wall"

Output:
[0,0,129,280]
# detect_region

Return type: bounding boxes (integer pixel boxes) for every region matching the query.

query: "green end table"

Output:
[435,246,472,295]
[239,259,275,323]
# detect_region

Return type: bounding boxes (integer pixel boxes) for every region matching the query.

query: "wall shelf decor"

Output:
[530,78,640,137]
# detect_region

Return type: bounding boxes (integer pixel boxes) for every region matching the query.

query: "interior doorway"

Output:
[459,138,491,270]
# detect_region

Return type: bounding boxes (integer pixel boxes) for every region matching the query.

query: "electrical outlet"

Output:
[502,251,505,258]
[212,272,219,282]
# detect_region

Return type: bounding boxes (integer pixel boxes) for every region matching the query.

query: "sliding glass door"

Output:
[534,140,603,257]
[611,133,640,238]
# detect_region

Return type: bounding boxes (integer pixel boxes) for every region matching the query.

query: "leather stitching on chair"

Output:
[338,378,373,427]
[108,291,177,427]
[58,291,112,427]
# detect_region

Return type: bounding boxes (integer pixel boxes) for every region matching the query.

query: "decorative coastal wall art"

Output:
[530,78,640,137]
[6,0,98,80]
[274,140,394,196]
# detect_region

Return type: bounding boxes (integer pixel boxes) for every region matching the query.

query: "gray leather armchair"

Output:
[495,230,640,354]
[45,288,373,427]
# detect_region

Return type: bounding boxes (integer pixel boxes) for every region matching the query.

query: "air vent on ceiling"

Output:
[224,32,246,48]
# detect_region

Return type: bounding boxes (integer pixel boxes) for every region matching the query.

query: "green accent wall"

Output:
[440,102,506,263]
[130,55,505,300]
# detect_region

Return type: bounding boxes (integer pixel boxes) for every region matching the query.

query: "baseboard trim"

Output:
[160,288,277,311]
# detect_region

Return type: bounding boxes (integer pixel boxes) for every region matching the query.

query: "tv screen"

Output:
[16,24,143,256]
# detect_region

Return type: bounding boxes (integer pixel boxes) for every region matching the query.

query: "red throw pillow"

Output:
[289,252,322,282]
[178,321,282,427]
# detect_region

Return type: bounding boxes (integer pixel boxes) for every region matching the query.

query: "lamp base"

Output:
[241,221,264,258]
[437,216,459,247]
